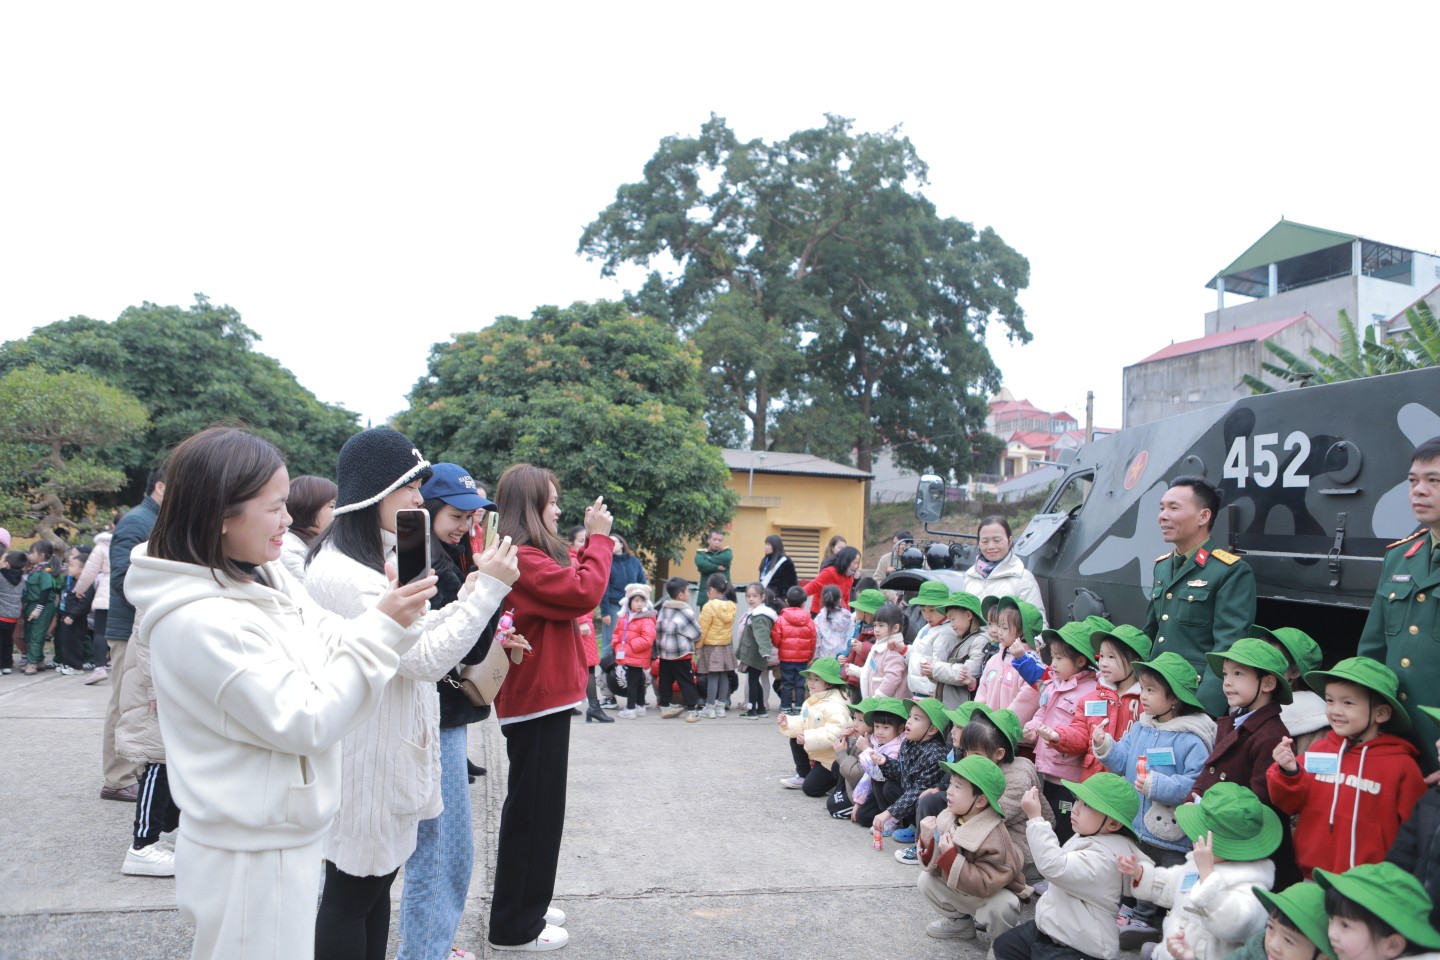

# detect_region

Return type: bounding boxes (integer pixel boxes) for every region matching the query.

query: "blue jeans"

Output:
[397,724,473,960]
[780,662,805,710]
[600,616,615,662]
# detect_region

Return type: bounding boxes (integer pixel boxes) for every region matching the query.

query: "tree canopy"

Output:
[398,300,737,568]
[0,295,358,498]
[579,113,1030,479]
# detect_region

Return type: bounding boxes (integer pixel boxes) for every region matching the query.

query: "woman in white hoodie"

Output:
[961,516,1046,622]
[129,426,440,960]
[304,428,518,960]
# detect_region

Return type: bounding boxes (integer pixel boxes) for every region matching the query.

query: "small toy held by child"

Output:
[847,601,907,700]
[772,586,818,714]
[915,754,1027,942]
[1315,861,1440,960]
[735,583,779,718]
[1118,783,1281,960]
[614,584,657,718]
[1269,657,1425,880]
[777,657,852,796]
[994,773,1146,960]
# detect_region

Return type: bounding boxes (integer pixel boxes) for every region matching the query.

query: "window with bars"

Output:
[780,527,822,580]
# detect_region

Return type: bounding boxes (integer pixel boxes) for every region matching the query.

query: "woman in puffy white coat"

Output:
[303,429,518,960]
[961,515,1046,622]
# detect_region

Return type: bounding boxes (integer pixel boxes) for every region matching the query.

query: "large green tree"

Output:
[0,295,358,496]
[579,114,1030,478]
[398,301,737,570]
[0,366,149,543]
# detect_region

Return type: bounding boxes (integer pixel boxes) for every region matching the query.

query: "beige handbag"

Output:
[455,644,523,707]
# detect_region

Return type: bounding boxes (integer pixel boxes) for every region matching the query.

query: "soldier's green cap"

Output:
[1061,772,1139,839]
[902,696,950,735]
[936,591,983,618]
[914,580,952,607]
[1134,651,1205,710]
[847,696,879,716]
[1174,782,1282,860]
[800,656,847,687]
[1305,656,1410,733]
[1253,882,1335,959]
[1091,624,1153,661]
[850,589,887,615]
[1249,625,1323,676]
[1314,863,1440,949]
[968,704,1022,752]
[864,696,909,726]
[1041,620,1101,661]
[937,754,1007,812]
[1206,638,1294,705]
[943,701,981,728]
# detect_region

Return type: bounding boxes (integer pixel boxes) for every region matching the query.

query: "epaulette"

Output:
[1210,548,1240,565]
[1386,529,1427,550]
[1154,552,1173,564]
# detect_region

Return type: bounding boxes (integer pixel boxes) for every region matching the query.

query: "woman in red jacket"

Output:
[802,546,861,615]
[487,465,613,953]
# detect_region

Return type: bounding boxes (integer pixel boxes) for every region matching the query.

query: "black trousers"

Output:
[90,609,108,665]
[625,665,647,709]
[489,709,571,946]
[657,658,699,708]
[788,739,837,797]
[132,762,180,847]
[855,775,905,827]
[56,616,88,669]
[1042,778,1075,846]
[314,862,398,960]
[995,920,1097,960]
[746,668,768,712]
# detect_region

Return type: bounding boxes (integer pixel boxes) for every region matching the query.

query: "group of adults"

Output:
[98,424,606,960]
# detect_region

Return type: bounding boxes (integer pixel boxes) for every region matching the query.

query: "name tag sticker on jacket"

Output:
[1084,700,1109,717]
[1146,747,1176,766]
[1304,753,1340,775]
[1181,871,1200,892]
[1392,574,1413,582]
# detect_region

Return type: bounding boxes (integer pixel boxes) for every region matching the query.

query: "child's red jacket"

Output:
[1052,678,1143,780]
[1267,729,1425,878]
[771,606,818,664]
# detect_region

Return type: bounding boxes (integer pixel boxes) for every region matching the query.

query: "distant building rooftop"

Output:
[1207,219,1420,300]
[1134,314,1315,365]
[721,449,873,480]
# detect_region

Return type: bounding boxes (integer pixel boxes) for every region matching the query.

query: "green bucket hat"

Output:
[936,590,983,619]
[1134,651,1205,710]
[980,595,1043,643]
[1314,863,1440,950]
[864,696,908,727]
[1091,624,1153,661]
[1041,620,1101,662]
[969,704,1022,753]
[1305,656,1411,733]
[903,696,950,735]
[1253,882,1335,959]
[847,696,879,716]
[1269,627,1322,676]
[943,701,980,728]
[938,754,1007,812]
[850,589,887,615]
[800,656,847,687]
[1173,782,1282,860]
[914,580,952,607]
[1206,638,1294,705]
[1061,772,1140,839]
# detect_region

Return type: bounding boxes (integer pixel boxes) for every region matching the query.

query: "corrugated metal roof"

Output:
[721,449,873,480]
[1208,220,1357,287]
[1133,314,1317,364]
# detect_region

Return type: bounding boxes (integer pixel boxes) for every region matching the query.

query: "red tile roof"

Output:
[1135,314,1315,364]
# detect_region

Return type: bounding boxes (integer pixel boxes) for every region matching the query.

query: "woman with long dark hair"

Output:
[305,429,519,960]
[758,534,797,597]
[126,426,437,960]
[487,464,613,952]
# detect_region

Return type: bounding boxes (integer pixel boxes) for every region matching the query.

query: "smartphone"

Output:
[484,510,499,551]
[395,508,431,585]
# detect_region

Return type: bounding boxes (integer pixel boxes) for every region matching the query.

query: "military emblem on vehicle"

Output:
[1124,450,1149,490]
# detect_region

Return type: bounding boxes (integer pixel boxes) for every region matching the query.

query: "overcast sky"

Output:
[4,3,1437,438]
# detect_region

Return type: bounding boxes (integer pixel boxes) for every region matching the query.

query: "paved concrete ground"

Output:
[0,672,1038,959]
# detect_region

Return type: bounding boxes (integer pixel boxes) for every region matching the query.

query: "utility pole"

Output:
[1085,391,1094,444]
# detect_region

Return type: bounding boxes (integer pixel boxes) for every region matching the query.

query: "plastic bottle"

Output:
[873,825,884,851]
[1136,755,1148,780]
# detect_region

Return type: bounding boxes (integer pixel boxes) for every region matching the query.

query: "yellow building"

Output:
[672,450,872,587]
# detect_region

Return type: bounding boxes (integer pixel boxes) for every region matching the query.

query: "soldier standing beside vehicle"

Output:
[1357,437,1440,771]
[1142,476,1256,716]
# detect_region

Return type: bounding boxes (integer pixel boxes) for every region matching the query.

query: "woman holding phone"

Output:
[126,426,438,960]
[486,464,613,952]
[305,429,521,960]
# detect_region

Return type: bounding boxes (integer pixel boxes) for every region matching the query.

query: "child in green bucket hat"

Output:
[907,580,961,702]
[929,590,986,710]
[1249,625,1330,756]
[994,772,1146,960]
[949,704,1055,882]
[1168,881,1335,960]
[869,696,950,850]
[914,754,1027,942]
[1268,656,1426,881]
[1119,782,1282,960]
[777,657,853,795]
[1019,619,1103,846]
[1091,650,1219,948]
[850,697,909,829]
[973,595,1046,739]
[1315,861,1440,960]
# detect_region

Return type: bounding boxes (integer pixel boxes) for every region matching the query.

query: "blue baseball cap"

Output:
[420,463,494,511]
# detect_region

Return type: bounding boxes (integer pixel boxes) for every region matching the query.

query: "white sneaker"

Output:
[56,664,76,676]
[122,842,175,877]
[488,924,569,952]
[715,703,726,718]
[780,775,805,789]
[84,666,108,684]
[618,708,636,719]
[701,705,716,719]
[636,705,647,717]
[544,906,566,926]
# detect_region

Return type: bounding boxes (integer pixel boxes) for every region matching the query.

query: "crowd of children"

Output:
[2,535,103,677]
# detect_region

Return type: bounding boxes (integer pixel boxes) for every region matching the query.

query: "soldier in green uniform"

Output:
[1142,476,1257,716]
[1357,437,1440,771]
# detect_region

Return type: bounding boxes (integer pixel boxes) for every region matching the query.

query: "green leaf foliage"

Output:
[398,301,738,566]
[0,295,359,495]
[1250,306,1438,394]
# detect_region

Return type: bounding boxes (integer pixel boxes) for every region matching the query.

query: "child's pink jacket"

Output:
[1030,669,1099,782]
[974,649,1040,727]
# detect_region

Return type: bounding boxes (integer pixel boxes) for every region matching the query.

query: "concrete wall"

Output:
[670,470,867,587]
[1206,276,1353,337]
